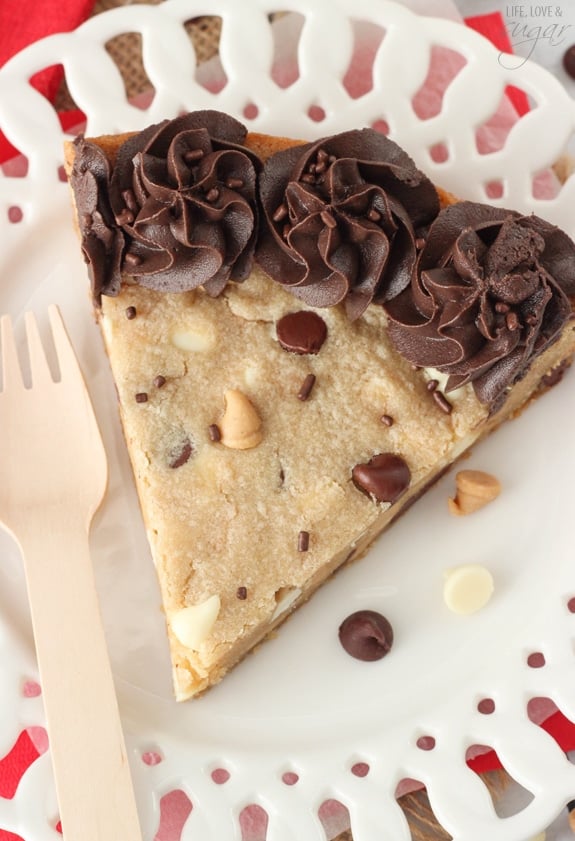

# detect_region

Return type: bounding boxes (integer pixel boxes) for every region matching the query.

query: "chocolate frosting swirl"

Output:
[256,129,440,320]
[385,202,575,407]
[71,111,260,302]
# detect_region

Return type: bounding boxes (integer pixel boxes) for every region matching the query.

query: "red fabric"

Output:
[464,12,531,115]
[0,0,94,161]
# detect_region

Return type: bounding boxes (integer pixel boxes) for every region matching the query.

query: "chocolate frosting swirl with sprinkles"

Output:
[71,111,261,302]
[256,129,440,320]
[384,201,575,409]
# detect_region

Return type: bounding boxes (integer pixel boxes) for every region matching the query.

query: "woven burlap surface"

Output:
[57,3,512,838]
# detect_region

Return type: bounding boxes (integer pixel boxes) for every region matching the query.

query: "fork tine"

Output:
[47,305,82,384]
[0,314,24,391]
[24,311,53,386]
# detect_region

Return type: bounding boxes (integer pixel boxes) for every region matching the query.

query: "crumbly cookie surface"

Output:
[100,268,488,699]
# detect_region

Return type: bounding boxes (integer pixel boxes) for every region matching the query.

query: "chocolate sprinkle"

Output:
[432,391,453,414]
[380,414,394,427]
[338,610,394,661]
[297,373,316,401]
[426,379,438,392]
[125,305,137,319]
[154,375,167,388]
[298,530,310,552]
[208,423,222,442]
[135,392,148,403]
[236,586,248,600]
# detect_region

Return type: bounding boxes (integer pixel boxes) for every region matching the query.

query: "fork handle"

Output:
[19,518,142,841]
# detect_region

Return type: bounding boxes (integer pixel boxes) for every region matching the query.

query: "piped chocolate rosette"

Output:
[70,111,261,303]
[384,202,575,409]
[256,129,440,320]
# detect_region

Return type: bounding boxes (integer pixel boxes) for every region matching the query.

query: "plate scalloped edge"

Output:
[1,2,575,840]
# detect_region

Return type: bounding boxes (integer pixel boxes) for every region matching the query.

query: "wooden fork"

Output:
[0,306,142,840]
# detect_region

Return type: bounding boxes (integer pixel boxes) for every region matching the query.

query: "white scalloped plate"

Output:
[1,2,575,840]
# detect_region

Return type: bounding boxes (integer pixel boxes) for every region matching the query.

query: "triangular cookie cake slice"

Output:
[65,111,575,701]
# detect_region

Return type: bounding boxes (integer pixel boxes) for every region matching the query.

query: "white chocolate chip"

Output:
[448,470,501,516]
[171,595,221,649]
[271,587,302,622]
[220,389,263,450]
[443,564,494,615]
[170,322,215,352]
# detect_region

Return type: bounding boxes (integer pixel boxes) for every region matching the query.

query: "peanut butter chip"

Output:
[448,470,501,516]
[352,453,411,504]
[220,389,263,450]
[171,595,221,649]
[443,564,494,615]
[276,310,327,354]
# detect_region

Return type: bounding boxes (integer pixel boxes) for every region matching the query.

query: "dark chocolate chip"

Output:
[276,311,327,355]
[169,439,193,469]
[125,306,137,320]
[298,530,310,552]
[564,44,575,79]
[135,392,148,403]
[541,359,569,388]
[297,373,316,401]
[352,453,411,504]
[236,586,248,600]
[154,375,166,388]
[338,610,394,661]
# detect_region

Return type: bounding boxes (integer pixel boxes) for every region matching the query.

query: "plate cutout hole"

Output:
[240,804,269,840]
[141,748,164,766]
[22,679,41,698]
[483,180,505,200]
[211,767,230,784]
[342,21,386,99]
[416,735,436,751]
[466,744,534,816]
[477,697,495,714]
[281,770,299,785]
[104,33,156,111]
[155,789,193,841]
[429,142,449,164]
[186,16,228,93]
[7,206,23,224]
[243,103,260,120]
[395,779,450,839]
[411,46,467,121]
[318,799,350,840]
[0,730,45,799]
[308,103,326,123]
[351,761,370,777]
[532,167,562,201]
[371,118,390,136]
[1,149,29,178]
[527,651,546,668]
[474,89,532,156]
[270,12,304,89]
